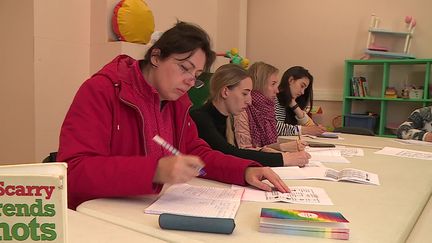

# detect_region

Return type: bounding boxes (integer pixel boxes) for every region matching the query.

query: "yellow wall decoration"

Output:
[112,0,155,44]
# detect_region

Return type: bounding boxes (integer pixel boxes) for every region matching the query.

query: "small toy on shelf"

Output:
[409,88,423,99]
[401,86,410,98]
[384,87,398,98]
[217,48,250,69]
[401,84,424,99]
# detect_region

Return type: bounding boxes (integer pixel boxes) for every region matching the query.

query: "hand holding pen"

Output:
[153,137,292,194]
[152,135,206,184]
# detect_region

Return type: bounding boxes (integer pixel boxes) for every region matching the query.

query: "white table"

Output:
[279,133,432,152]
[68,209,167,243]
[76,145,432,243]
[405,194,432,243]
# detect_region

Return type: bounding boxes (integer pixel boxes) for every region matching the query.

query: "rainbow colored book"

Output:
[259,208,349,240]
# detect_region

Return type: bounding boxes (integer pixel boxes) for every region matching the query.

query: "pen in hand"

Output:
[152,135,206,176]
[295,126,302,152]
[296,126,302,141]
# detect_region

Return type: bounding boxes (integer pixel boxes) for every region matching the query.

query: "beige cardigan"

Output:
[234,111,259,149]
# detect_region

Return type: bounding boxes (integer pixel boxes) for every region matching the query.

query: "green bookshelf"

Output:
[342,59,432,137]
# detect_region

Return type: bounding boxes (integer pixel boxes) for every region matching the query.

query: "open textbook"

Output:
[145,184,243,219]
[272,166,380,185]
[0,163,67,242]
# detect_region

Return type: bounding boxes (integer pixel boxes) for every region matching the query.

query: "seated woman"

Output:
[397,106,432,142]
[191,64,310,167]
[58,22,289,210]
[232,62,310,162]
[275,66,326,136]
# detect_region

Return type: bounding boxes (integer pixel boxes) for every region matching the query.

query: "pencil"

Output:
[152,135,181,155]
[295,126,302,151]
[152,135,206,176]
[296,126,302,141]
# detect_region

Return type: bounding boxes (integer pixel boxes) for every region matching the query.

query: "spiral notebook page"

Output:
[145,184,244,219]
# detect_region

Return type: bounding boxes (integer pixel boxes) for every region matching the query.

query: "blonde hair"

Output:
[247,62,279,92]
[209,64,250,102]
[209,64,250,145]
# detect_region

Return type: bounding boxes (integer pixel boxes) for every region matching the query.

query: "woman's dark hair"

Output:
[143,21,216,71]
[276,66,314,125]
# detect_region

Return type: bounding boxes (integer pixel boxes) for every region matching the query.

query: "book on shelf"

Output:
[350,77,359,96]
[259,208,349,240]
[359,76,369,96]
[358,77,365,97]
[0,162,68,242]
[272,166,380,185]
[350,76,369,97]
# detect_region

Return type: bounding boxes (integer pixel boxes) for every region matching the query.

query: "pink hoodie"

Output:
[58,55,259,209]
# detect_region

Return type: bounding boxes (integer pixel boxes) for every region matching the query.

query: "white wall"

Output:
[34,0,91,161]
[247,0,432,96]
[247,0,432,126]
[0,1,35,164]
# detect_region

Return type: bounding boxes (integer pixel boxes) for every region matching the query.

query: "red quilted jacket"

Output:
[58,55,258,209]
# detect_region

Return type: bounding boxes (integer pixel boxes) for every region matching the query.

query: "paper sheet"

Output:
[306,149,351,163]
[338,147,364,157]
[271,166,306,180]
[305,161,325,167]
[145,184,243,218]
[375,147,432,160]
[232,185,333,205]
[393,139,432,146]
[306,146,364,157]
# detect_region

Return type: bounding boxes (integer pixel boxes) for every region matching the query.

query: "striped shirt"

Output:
[275,99,314,136]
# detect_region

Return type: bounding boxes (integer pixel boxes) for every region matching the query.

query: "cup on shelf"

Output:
[408,89,423,99]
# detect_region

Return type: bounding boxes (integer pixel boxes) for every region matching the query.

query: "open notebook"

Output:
[272,166,379,185]
[145,184,244,219]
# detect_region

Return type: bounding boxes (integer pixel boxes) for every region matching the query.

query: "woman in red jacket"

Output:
[58,21,289,210]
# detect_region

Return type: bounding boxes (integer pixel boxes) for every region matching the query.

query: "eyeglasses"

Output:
[176,63,205,89]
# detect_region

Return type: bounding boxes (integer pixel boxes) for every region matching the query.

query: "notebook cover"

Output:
[260,208,349,223]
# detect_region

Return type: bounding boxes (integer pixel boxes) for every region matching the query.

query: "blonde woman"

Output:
[234,62,310,166]
[191,63,309,167]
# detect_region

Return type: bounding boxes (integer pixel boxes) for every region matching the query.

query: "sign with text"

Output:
[0,163,67,242]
